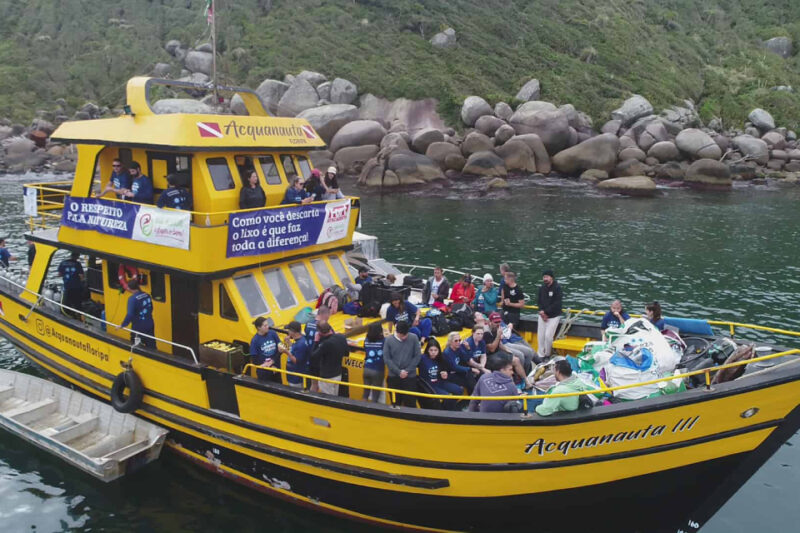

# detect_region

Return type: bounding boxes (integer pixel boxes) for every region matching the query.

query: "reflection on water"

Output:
[0,174,799,531]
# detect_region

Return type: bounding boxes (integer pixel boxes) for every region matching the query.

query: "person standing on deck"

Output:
[279,321,311,388]
[501,271,525,328]
[383,321,422,408]
[537,269,563,361]
[98,158,130,199]
[0,238,14,268]
[311,323,349,396]
[157,174,192,210]
[26,240,35,267]
[239,171,266,209]
[121,162,154,204]
[116,279,155,348]
[57,251,85,317]
[250,316,281,383]
[422,267,450,308]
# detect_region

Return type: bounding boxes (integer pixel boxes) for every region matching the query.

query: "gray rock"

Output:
[675,128,722,160]
[196,43,213,53]
[611,95,654,127]
[296,70,327,87]
[762,131,786,150]
[309,150,334,169]
[763,37,793,59]
[426,142,462,169]
[277,78,319,117]
[152,99,214,114]
[495,124,515,145]
[515,78,541,102]
[686,159,732,190]
[165,40,183,57]
[358,94,446,132]
[330,78,358,105]
[297,104,359,144]
[647,141,680,163]
[728,162,758,181]
[580,169,609,182]
[283,74,295,84]
[712,133,730,153]
[229,94,248,115]
[619,136,637,151]
[654,161,687,180]
[638,121,670,152]
[732,135,770,165]
[184,51,213,76]
[766,159,785,171]
[745,126,761,138]
[552,133,620,174]
[771,150,789,161]
[785,161,800,173]
[512,134,551,174]
[152,63,171,77]
[254,79,290,115]
[329,120,387,153]
[486,177,510,189]
[3,137,36,155]
[316,82,332,102]
[444,153,466,171]
[73,111,91,121]
[430,28,457,49]
[787,149,800,160]
[461,131,494,156]
[0,126,12,141]
[461,96,493,126]
[597,176,657,196]
[463,151,508,177]
[614,159,650,178]
[513,100,557,114]
[387,150,444,182]
[334,145,380,175]
[380,132,410,153]
[619,147,647,162]
[494,140,536,173]
[601,120,622,135]
[748,108,776,132]
[509,108,570,154]
[475,115,505,137]
[411,127,445,154]
[494,102,513,121]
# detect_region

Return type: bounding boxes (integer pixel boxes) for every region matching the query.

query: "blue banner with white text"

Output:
[61,196,137,238]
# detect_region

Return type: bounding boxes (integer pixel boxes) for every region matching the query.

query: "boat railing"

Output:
[241,347,800,413]
[391,264,468,278]
[1,274,198,363]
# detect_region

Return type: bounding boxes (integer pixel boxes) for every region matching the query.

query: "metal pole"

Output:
[211,0,218,105]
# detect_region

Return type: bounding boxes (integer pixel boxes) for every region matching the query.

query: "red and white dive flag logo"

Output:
[197,121,224,138]
[301,125,317,139]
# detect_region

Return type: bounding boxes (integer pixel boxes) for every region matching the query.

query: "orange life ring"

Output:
[118,264,139,291]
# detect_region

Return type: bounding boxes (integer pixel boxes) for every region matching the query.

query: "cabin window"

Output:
[296,156,312,179]
[328,255,351,285]
[263,268,297,309]
[207,157,235,191]
[258,155,282,185]
[233,274,269,316]
[219,284,238,320]
[281,155,298,181]
[311,258,335,289]
[289,262,318,302]
[118,148,133,168]
[199,280,213,314]
[234,155,256,186]
[150,271,166,302]
[176,156,190,171]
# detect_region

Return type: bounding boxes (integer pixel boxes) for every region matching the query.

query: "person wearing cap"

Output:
[356,266,373,287]
[537,269,563,361]
[449,274,475,306]
[99,158,130,199]
[281,176,314,205]
[322,166,345,200]
[473,273,499,313]
[157,173,193,211]
[278,321,311,387]
[121,161,154,204]
[311,322,350,395]
[250,316,282,382]
[239,170,267,209]
[304,168,326,201]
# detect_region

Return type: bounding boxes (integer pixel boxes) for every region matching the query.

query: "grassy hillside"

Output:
[1,0,799,129]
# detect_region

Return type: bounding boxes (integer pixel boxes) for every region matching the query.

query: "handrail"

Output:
[0,273,198,364]
[391,264,467,278]
[241,348,800,411]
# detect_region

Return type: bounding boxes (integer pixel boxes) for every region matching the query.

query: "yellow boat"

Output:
[4,77,800,533]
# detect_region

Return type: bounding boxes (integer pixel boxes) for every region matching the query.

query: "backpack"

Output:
[427,309,450,336]
[330,285,350,311]
[317,287,340,313]
[359,300,381,318]
[450,303,475,329]
[342,301,361,315]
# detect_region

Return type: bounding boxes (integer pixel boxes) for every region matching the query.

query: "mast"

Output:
[211,0,218,105]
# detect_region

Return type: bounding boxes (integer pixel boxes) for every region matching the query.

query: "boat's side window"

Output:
[280,155,298,182]
[219,284,238,321]
[207,157,235,191]
[310,258,335,289]
[234,155,256,186]
[150,271,166,302]
[328,254,351,285]
[263,268,297,310]
[289,262,318,302]
[258,155,282,185]
[199,281,213,315]
[296,156,311,179]
[233,274,269,316]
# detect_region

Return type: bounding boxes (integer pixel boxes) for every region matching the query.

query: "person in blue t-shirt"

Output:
[461,327,491,377]
[385,292,432,341]
[156,174,192,210]
[279,321,310,387]
[441,332,477,394]
[418,338,461,410]
[250,316,281,382]
[99,158,131,199]
[0,238,14,268]
[116,279,155,348]
[281,176,314,205]
[121,162,154,204]
[601,299,630,339]
[646,301,666,331]
[362,322,386,402]
[57,251,85,317]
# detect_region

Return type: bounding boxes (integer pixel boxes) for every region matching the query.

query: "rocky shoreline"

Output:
[2,37,799,197]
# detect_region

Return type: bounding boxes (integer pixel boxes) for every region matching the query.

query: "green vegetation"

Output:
[1,0,799,129]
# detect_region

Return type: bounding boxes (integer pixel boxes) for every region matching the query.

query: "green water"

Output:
[0,175,799,531]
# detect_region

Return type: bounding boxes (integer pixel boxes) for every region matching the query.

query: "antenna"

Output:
[211,0,219,105]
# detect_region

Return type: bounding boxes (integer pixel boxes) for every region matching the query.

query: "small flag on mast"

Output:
[204,0,213,25]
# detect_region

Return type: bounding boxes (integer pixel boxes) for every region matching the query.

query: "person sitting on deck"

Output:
[484,313,534,388]
[418,338,461,410]
[442,332,478,394]
[356,266,373,287]
[0,238,15,268]
[461,326,491,377]
[383,320,422,408]
[304,169,327,202]
[535,359,595,417]
[115,278,155,348]
[311,323,349,396]
[468,353,524,413]
[157,173,192,211]
[278,321,310,388]
[322,167,345,200]
[57,251,85,318]
[362,322,386,402]
[121,162,154,204]
[98,158,130,199]
[450,274,476,306]
[422,267,450,308]
[601,299,630,340]
[281,176,314,205]
[646,301,666,331]
[473,273,499,314]
[250,316,281,383]
[385,292,432,342]
[239,171,266,210]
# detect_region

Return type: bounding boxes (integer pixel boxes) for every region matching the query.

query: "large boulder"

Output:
[675,129,722,160]
[277,78,319,117]
[387,150,444,183]
[515,78,541,102]
[297,104,358,144]
[461,131,494,156]
[462,151,507,177]
[619,147,647,162]
[461,96,492,127]
[611,95,654,127]
[513,134,551,174]
[638,121,670,151]
[184,51,213,75]
[748,108,776,132]
[358,94,445,132]
[509,108,570,154]
[165,40,183,56]
[475,115,505,137]
[430,28,457,48]
[732,135,770,165]
[380,132,410,152]
[761,131,786,150]
[445,153,466,171]
[329,120,387,153]
[254,79,290,115]
[316,82,332,102]
[601,120,622,135]
[330,78,358,105]
[763,37,793,59]
[334,145,379,175]
[613,159,650,178]
[494,140,536,172]
[152,99,214,114]
[495,124,515,145]
[494,102,513,121]
[647,141,680,163]
[513,101,557,114]
[653,161,687,181]
[295,70,328,87]
[426,142,462,168]
[685,159,732,190]
[411,127,445,154]
[597,176,657,197]
[229,94,247,115]
[152,62,171,77]
[552,133,619,175]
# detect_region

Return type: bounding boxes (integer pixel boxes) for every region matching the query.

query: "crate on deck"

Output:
[199,340,246,373]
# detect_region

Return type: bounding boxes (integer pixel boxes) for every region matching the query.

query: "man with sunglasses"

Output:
[99,158,130,199]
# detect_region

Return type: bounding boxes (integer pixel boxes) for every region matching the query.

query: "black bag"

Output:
[402,276,425,289]
[447,317,464,331]
[450,303,475,329]
[359,300,381,318]
[429,312,451,336]
[360,284,409,305]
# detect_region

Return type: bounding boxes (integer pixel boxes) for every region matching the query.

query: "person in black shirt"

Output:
[501,271,525,327]
[311,323,350,396]
[537,269,563,360]
[26,240,36,267]
[157,174,193,210]
[239,171,266,209]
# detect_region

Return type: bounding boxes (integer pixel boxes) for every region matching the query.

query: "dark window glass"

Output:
[281,155,298,181]
[150,271,166,302]
[108,261,121,290]
[207,158,235,191]
[220,284,238,320]
[297,156,311,179]
[259,155,282,185]
[199,280,213,314]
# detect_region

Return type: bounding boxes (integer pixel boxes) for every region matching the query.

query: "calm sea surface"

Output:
[0,173,798,532]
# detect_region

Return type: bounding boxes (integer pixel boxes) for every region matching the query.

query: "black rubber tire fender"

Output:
[110,370,144,413]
